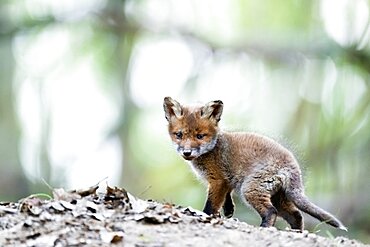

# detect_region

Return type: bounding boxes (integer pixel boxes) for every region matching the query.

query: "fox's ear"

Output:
[201,100,223,122]
[163,97,183,121]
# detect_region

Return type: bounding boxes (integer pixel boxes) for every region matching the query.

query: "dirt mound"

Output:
[0,185,367,247]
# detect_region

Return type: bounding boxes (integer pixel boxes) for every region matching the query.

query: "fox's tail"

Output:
[286,189,347,231]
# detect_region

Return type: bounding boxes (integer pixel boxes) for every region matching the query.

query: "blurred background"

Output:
[0,0,369,242]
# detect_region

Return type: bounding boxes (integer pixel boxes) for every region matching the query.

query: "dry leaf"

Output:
[100,231,124,244]
[53,188,81,201]
[59,200,76,210]
[73,184,99,197]
[0,205,17,214]
[50,201,65,212]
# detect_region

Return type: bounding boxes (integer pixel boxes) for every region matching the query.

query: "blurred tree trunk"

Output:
[0,37,29,200]
[98,0,140,191]
[118,34,139,192]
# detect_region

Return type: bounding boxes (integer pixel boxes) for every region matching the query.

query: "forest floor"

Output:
[0,184,368,247]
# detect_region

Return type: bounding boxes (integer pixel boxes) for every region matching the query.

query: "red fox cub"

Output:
[163,97,347,231]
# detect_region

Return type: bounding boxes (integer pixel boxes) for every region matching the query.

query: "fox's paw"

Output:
[211,212,222,218]
[224,210,234,218]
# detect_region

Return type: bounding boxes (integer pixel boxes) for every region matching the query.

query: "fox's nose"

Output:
[183,150,192,157]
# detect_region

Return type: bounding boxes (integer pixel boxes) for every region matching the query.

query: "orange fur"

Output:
[163,97,347,231]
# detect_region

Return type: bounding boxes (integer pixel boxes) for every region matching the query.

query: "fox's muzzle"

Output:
[177,146,199,160]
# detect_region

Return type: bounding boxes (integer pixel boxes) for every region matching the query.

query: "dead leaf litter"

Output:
[0,185,368,247]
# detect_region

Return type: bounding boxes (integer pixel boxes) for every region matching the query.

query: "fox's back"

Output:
[222,132,296,168]
[214,132,297,177]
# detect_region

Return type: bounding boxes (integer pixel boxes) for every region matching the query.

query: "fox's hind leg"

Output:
[271,191,303,231]
[241,173,289,228]
[243,183,278,227]
[244,190,278,227]
[279,205,303,231]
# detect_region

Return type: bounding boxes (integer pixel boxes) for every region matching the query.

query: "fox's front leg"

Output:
[203,180,230,217]
[223,191,234,218]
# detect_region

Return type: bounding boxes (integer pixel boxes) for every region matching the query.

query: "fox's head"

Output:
[163,97,223,160]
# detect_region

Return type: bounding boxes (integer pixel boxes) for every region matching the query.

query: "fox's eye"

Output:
[174,131,183,139]
[196,134,206,140]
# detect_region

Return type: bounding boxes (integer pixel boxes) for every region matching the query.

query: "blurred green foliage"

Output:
[0,0,369,243]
